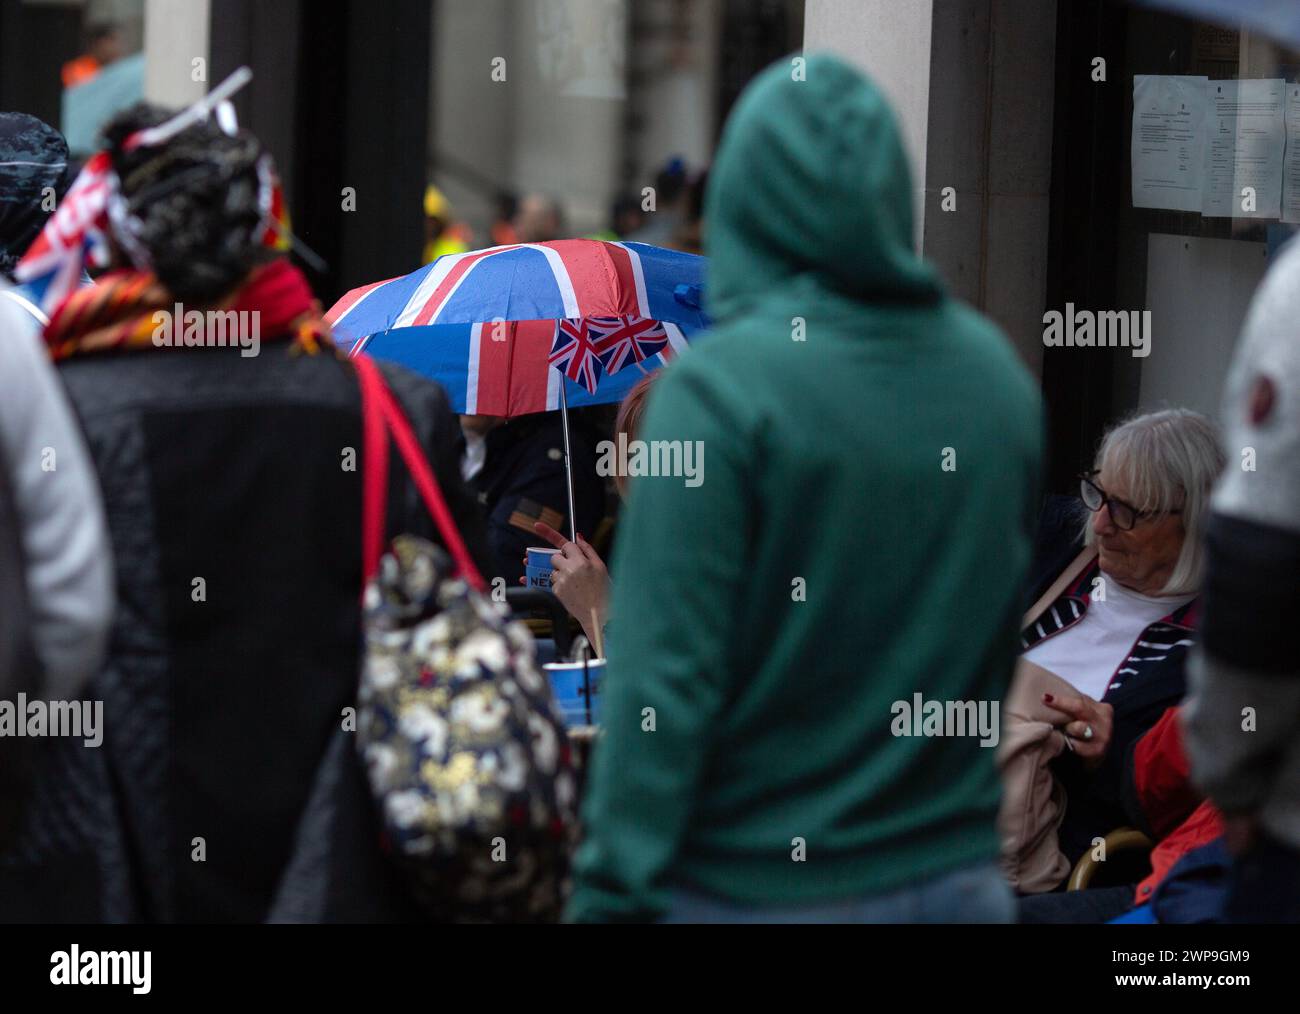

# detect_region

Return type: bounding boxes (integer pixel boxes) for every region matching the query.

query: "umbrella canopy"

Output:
[1136,0,1300,49]
[343,318,695,417]
[327,239,707,342]
[325,239,709,418]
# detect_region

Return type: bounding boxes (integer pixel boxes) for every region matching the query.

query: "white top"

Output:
[461,429,487,481]
[1022,579,1194,701]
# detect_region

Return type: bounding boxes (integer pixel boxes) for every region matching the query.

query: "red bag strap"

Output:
[356,354,486,593]
[358,353,389,587]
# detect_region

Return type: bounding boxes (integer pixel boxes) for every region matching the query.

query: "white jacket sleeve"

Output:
[0,289,114,699]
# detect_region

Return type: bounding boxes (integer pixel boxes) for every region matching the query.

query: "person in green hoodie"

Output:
[566,53,1043,923]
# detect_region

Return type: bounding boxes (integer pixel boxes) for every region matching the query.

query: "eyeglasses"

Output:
[1078,472,1181,531]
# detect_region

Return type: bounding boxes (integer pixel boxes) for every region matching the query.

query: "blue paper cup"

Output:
[526,547,558,589]
[544,659,606,728]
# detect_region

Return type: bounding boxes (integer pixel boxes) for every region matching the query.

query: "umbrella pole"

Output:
[560,381,578,544]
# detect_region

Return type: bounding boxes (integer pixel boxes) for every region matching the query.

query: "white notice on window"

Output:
[1283,84,1300,224]
[1132,75,1208,212]
[1202,79,1286,219]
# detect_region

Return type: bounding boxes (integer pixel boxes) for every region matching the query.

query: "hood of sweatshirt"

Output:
[704,53,942,325]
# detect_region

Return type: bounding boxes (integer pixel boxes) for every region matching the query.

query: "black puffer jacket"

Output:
[0,343,485,922]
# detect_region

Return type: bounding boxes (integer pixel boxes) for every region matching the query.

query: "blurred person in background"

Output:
[567,55,1042,923]
[609,194,646,240]
[669,169,708,255]
[624,156,688,248]
[588,194,645,242]
[8,102,484,922]
[490,191,519,247]
[1184,233,1300,924]
[512,193,565,243]
[61,23,126,89]
[422,183,471,263]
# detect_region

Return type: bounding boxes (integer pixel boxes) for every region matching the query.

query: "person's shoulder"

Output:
[374,357,455,423]
[643,334,754,428]
[0,289,43,369]
[941,298,1043,428]
[656,311,779,396]
[948,297,1036,376]
[0,297,48,446]
[0,282,44,322]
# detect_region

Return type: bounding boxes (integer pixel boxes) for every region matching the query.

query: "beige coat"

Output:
[997,659,1078,893]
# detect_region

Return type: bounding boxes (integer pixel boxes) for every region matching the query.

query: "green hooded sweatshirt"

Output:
[567,55,1043,922]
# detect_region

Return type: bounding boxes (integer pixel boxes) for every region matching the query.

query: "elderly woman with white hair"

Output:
[1015,408,1224,876]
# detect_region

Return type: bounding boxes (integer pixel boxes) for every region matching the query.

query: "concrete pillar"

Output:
[632,0,724,186]
[980,0,1057,375]
[143,0,209,105]
[512,0,628,235]
[430,0,516,232]
[806,0,1057,374]
[431,0,628,238]
[803,0,934,245]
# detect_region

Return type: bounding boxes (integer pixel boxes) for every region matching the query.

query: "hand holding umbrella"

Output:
[526,521,609,653]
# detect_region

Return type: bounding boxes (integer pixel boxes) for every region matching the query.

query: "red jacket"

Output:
[1128,706,1224,905]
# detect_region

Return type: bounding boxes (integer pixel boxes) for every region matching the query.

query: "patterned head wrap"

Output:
[101,101,291,304]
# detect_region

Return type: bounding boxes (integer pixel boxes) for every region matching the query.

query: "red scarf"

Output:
[44,258,330,361]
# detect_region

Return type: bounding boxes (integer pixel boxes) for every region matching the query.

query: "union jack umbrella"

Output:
[325,238,708,541]
[326,239,706,409]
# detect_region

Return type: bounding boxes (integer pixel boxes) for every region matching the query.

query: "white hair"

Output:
[1082,408,1224,596]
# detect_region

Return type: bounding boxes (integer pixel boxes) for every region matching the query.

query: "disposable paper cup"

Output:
[526,547,559,590]
[544,659,606,728]
[527,546,559,566]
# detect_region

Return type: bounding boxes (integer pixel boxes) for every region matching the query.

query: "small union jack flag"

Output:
[548,318,604,394]
[588,315,670,375]
[13,151,116,315]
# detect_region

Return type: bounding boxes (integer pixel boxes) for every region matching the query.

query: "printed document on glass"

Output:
[1202,79,1285,219]
[1132,75,1208,212]
[1283,83,1300,224]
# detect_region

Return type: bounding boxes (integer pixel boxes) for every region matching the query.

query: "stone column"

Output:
[143,0,210,104]
[803,0,934,246]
